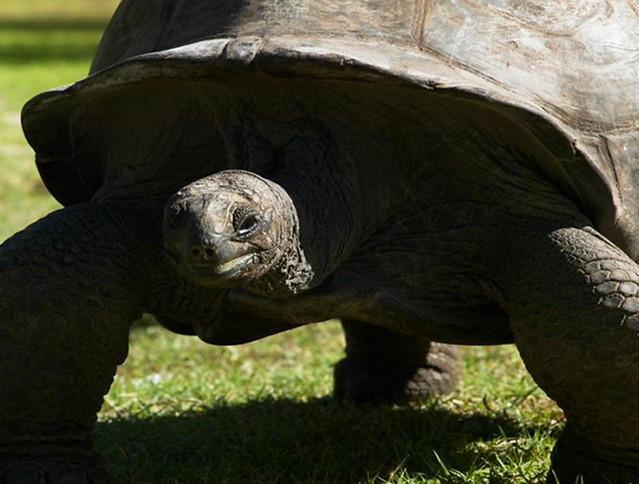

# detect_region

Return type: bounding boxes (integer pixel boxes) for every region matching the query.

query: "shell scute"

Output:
[21,0,639,258]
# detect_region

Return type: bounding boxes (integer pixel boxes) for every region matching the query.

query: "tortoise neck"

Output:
[268,156,371,290]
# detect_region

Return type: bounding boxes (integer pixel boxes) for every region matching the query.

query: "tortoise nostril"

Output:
[190,246,217,262]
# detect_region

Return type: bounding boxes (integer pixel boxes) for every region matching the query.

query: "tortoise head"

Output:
[163,170,313,295]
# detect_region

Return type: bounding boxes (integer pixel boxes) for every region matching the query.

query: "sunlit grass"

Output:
[96,322,561,483]
[0,1,563,482]
[0,0,118,20]
[0,1,117,240]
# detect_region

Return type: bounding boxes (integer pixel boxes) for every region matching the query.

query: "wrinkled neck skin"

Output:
[229,161,365,296]
[243,128,377,295]
[269,165,362,290]
[217,97,405,296]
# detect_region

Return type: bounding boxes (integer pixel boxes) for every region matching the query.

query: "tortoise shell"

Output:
[21,0,639,257]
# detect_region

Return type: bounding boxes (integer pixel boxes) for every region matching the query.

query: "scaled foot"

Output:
[334,321,460,404]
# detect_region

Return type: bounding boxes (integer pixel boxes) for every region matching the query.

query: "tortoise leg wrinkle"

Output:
[334,320,461,404]
[0,202,166,483]
[492,224,639,484]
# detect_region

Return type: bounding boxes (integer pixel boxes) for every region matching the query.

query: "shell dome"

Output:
[21,0,639,257]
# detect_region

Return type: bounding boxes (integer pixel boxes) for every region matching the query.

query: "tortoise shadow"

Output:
[95,397,551,483]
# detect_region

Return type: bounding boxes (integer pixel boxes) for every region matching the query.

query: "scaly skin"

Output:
[0,203,151,482]
[490,224,639,483]
[0,200,229,483]
[334,320,460,404]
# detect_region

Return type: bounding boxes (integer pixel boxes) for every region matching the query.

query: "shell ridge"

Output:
[412,0,430,46]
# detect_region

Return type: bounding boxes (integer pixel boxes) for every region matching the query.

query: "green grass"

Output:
[0,0,118,241]
[96,322,562,483]
[0,2,563,483]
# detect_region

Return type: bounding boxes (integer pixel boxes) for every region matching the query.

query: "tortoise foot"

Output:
[333,356,458,404]
[548,439,639,484]
[0,455,109,484]
[336,321,460,404]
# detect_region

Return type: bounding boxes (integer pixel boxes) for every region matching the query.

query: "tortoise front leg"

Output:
[334,320,460,404]
[492,223,639,484]
[0,201,173,483]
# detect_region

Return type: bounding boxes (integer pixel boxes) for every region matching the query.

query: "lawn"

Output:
[0,2,563,483]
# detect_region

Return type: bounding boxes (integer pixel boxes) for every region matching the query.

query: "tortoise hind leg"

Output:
[334,320,461,404]
[492,223,639,483]
[0,201,169,483]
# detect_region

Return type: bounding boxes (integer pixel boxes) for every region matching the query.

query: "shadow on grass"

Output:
[95,397,551,483]
[0,18,108,63]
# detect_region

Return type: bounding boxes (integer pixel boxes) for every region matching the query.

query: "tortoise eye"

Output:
[232,205,261,237]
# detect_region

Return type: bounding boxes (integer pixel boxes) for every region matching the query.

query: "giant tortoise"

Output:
[2,0,639,482]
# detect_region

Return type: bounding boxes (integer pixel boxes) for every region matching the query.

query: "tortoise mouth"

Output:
[171,249,259,286]
[213,253,259,276]
[170,245,280,288]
